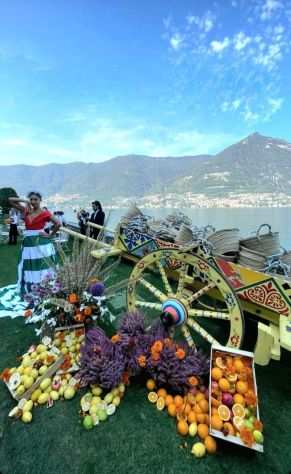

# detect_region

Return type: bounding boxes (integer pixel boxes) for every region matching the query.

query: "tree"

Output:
[0,187,18,214]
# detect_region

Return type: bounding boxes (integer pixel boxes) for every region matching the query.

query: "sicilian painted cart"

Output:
[62,219,291,366]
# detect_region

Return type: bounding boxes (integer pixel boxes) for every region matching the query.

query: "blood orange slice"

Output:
[218,404,231,421]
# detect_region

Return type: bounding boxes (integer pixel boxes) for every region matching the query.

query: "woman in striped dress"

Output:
[9,192,60,296]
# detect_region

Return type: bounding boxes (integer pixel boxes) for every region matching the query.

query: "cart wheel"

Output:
[127,249,244,349]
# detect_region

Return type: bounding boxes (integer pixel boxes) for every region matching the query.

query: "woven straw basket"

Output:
[239,224,280,257]
[207,228,240,255]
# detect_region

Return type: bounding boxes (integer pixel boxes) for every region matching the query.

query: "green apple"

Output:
[83,415,94,430]
[97,409,107,422]
[50,390,59,401]
[253,430,264,444]
[64,387,76,400]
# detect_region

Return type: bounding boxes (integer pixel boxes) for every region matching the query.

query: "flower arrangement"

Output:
[78,311,210,393]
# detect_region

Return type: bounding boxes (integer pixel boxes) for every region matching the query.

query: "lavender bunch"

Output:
[79,327,125,389]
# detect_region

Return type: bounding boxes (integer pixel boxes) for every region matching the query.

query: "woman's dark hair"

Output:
[92,200,102,211]
[27,191,42,200]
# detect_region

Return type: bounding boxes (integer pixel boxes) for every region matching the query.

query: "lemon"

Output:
[22,357,32,368]
[112,396,121,407]
[91,396,101,405]
[22,411,32,423]
[24,376,34,389]
[36,344,46,354]
[23,400,33,412]
[17,366,24,375]
[61,347,68,355]
[104,393,113,404]
[30,351,37,359]
[189,422,198,437]
[64,387,75,400]
[31,389,42,402]
[23,367,32,376]
[16,385,25,396]
[39,352,48,361]
[38,393,49,404]
[38,365,48,376]
[156,397,165,411]
[50,390,59,401]
[191,442,206,458]
[31,368,39,379]
[40,378,51,391]
[89,405,98,416]
[58,386,65,397]
[91,386,102,396]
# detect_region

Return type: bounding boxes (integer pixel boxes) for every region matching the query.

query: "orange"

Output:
[199,399,209,413]
[236,380,248,395]
[184,403,192,415]
[157,397,165,411]
[211,397,220,408]
[204,414,210,426]
[146,379,156,390]
[226,356,233,368]
[174,395,184,407]
[195,392,205,403]
[218,378,230,392]
[233,393,245,405]
[194,404,203,415]
[165,394,174,406]
[211,414,223,431]
[157,388,167,399]
[148,392,158,403]
[168,403,177,417]
[234,358,244,372]
[223,422,235,436]
[211,407,218,416]
[232,403,245,418]
[196,413,206,424]
[187,411,197,423]
[204,435,217,454]
[211,367,223,381]
[197,423,209,440]
[217,404,231,421]
[177,419,189,436]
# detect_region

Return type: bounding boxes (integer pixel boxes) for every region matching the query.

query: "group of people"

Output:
[8,193,105,299]
[77,200,105,239]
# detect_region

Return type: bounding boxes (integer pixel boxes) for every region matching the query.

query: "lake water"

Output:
[65,207,291,250]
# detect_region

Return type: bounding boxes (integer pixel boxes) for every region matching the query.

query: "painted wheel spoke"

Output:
[139,278,167,302]
[188,281,216,305]
[135,300,162,311]
[188,308,230,320]
[187,318,220,345]
[181,324,196,348]
[156,261,172,295]
[176,264,189,297]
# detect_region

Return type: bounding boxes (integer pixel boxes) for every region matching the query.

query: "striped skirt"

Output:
[18,230,57,295]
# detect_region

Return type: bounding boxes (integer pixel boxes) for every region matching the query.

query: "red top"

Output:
[24,209,52,230]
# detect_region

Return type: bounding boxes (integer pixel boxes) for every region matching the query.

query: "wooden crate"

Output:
[209,344,263,453]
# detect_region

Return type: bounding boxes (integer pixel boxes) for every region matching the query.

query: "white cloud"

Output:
[268,97,283,113]
[221,99,241,112]
[232,99,241,110]
[210,37,230,53]
[233,32,251,51]
[243,107,259,123]
[260,0,283,21]
[186,11,215,33]
[169,33,184,51]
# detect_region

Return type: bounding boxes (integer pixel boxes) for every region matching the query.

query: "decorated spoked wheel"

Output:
[127,249,244,349]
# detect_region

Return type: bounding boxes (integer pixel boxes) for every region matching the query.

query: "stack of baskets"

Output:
[207,228,240,262]
[238,224,281,270]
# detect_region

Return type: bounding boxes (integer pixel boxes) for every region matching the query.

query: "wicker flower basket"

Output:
[239,224,280,257]
[238,246,268,270]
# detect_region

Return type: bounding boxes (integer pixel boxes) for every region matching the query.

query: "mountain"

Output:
[0,133,291,202]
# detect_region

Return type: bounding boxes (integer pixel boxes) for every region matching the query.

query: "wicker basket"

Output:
[208,228,240,255]
[238,245,267,270]
[240,224,280,257]
[175,224,194,245]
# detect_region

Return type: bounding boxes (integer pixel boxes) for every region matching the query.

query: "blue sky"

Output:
[0,0,291,165]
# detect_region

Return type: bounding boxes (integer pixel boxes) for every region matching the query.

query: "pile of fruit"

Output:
[9,373,78,423]
[210,351,263,448]
[52,327,85,373]
[80,383,126,430]
[2,342,61,399]
[146,379,217,458]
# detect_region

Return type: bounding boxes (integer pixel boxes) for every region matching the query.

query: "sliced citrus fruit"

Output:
[148,391,158,403]
[226,373,238,383]
[215,356,226,369]
[156,396,165,411]
[217,404,231,421]
[233,416,244,431]
[232,403,245,418]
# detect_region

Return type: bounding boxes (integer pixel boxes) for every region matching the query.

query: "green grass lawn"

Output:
[0,243,291,474]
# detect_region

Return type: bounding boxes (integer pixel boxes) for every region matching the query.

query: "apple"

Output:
[64,387,76,400]
[253,430,264,444]
[191,442,206,458]
[83,415,94,430]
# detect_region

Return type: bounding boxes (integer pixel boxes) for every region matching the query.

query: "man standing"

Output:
[8,208,19,244]
[89,201,105,239]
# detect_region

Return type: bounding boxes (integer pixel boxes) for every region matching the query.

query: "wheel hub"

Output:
[161,299,188,327]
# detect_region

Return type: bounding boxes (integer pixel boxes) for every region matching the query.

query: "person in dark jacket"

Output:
[89,201,105,239]
[77,209,89,235]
